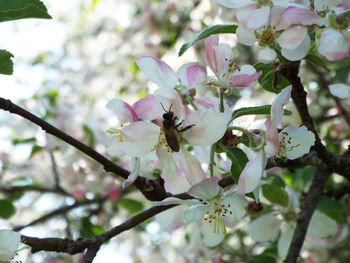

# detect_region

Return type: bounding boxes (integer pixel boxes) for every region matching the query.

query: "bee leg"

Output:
[178,124,195,133]
[175,120,183,129]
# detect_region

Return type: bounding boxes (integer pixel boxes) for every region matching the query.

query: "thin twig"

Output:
[285,169,330,263]
[307,62,350,127]
[14,197,106,231]
[0,97,167,201]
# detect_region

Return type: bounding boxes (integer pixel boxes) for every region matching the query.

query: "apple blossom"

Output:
[157,177,246,247]
[277,126,315,160]
[0,229,21,263]
[205,35,261,88]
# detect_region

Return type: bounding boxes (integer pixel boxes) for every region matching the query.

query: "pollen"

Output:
[277,132,301,159]
[202,200,233,234]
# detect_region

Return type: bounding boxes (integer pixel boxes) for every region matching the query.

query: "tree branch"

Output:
[0,97,167,201]
[281,62,350,177]
[14,197,106,231]
[285,169,330,263]
[307,62,350,127]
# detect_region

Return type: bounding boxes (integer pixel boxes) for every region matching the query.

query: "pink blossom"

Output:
[318,28,350,61]
[205,35,261,88]
[281,6,323,26]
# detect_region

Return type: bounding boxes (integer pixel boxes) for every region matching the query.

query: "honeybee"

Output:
[161,104,194,152]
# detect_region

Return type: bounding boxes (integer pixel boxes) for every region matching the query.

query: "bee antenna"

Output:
[168,104,173,112]
[160,103,167,112]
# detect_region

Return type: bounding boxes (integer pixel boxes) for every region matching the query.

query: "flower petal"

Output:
[236,26,256,46]
[264,119,279,158]
[188,177,220,200]
[132,95,162,121]
[0,229,21,262]
[278,126,315,160]
[271,85,292,126]
[278,223,296,260]
[318,29,350,61]
[257,46,277,62]
[184,204,211,224]
[229,65,261,87]
[201,219,225,247]
[249,214,282,242]
[123,157,140,188]
[308,210,338,238]
[281,6,323,26]
[221,193,246,219]
[179,145,207,185]
[237,145,266,194]
[106,98,138,123]
[177,63,207,89]
[183,108,230,146]
[215,0,255,8]
[281,32,310,61]
[156,146,178,180]
[329,83,350,99]
[122,121,160,157]
[135,56,178,90]
[278,26,307,50]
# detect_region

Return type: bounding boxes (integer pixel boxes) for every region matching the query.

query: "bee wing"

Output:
[165,131,180,152]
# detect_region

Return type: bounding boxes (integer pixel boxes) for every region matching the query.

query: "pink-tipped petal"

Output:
[230,65,261,87]
[278,26,307,50]
[177,63,207,89]
[271,85,292,126]
[135,56,178,90]
[237,146,266,194]
[281,6,323,25]
[106,99,138,123]
[318,29,350,61]
[264,119,279,157]
[132,95,162,121]
[188,177,220,200]
[206,35,219,75]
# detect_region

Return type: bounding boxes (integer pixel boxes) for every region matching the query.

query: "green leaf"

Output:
[231,105,291,121]
[29,145,44,158]
[178,24,237,56]
[305,53,329,72]
[262,184,289,207]
[266,173,285,188]
[83,124,95,148]
[79,217,105,238]
[120,198,144,214]
[12,137,36,145]
[0,0,51,22]
[224,147,248,183]
[254,63,290,94]
[0,49,14,75]
[251,254,276,263]
[317,196,343,223]
[0,199,16,219]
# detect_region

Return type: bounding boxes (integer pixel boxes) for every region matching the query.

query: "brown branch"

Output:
[0,97,167,201]
[13,197,106,231]
[21,204,175,254]
[0,185,70,196]
[285,169,330,263]
[307,62,350,127]
[280,62,350,176]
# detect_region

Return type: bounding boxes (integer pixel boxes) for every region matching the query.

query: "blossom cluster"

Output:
[104,0,349,259]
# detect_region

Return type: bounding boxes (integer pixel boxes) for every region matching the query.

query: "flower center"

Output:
[278,131,300,158]
[202,200,233,234]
